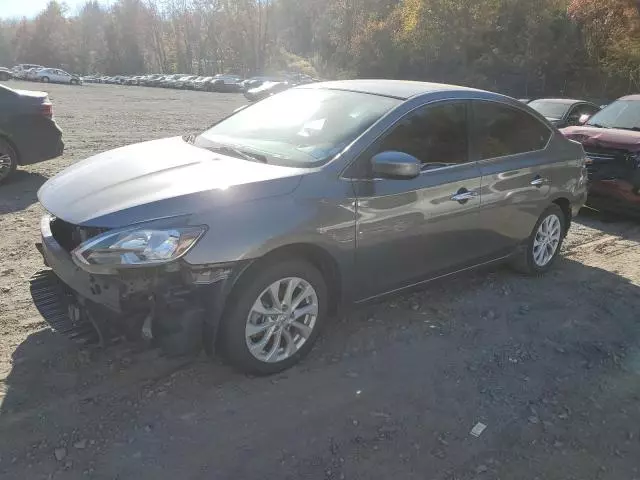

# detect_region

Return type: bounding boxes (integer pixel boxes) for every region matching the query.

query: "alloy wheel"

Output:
[533,214,561,267]
[245,277,319,363]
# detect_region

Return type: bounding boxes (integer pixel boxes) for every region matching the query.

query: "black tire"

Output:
[70,79,78,85]
[0,137,18,185]
[41,76,50,83]
[511,204,566,275]
[0,72,9,81]
[218,259,328,375]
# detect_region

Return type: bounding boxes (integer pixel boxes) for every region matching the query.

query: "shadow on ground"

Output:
[0,170,47,214]
[1,247,639,479]
[576,207,640,240]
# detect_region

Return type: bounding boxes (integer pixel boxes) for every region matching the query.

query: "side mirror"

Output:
[371,151,421,179]
[578,114,590,125]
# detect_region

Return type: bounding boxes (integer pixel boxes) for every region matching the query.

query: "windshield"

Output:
[196,88,400,167]
[528,100,571,119]
[586,99,640,130]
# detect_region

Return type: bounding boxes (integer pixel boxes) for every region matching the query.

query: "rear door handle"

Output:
[530,176,549,187]
[450,190,478,203]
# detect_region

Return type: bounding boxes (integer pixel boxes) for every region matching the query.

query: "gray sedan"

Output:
[35,80,587,374]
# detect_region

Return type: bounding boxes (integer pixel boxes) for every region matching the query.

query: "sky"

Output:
[1,0,114,19]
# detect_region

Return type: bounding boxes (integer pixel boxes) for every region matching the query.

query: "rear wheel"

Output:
[70,79,78,85]
[0,138,18,185]
[511,204,566,275]
[41,76,50,83]
[218,259,327,375]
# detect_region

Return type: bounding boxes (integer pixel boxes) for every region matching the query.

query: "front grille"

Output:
[50,217,109,252]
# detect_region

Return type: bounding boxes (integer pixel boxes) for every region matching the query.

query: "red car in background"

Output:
[561,94,640,216]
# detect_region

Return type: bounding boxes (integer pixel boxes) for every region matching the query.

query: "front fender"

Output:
[183,183,356,266]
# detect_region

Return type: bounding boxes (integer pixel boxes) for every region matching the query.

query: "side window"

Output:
[572,104,599,118]
[567,104,597,125]
[473,101,550,160]
[377,102,468,168]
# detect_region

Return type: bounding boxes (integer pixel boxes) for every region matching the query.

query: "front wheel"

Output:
[218,259,328,375]
[41,76,50,83]
[511,204,566,275]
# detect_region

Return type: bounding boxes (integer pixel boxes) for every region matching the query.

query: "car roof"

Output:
[529,98,593,105]
[298,79,485,100]
[620,94,640,101]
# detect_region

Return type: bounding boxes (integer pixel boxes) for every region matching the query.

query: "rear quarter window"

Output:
[473,101,551,160]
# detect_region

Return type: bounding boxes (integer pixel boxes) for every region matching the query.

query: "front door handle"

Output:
[530,176,549,187]
[450,189,478,203]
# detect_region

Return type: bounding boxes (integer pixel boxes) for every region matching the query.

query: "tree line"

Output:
[0,0,639,99]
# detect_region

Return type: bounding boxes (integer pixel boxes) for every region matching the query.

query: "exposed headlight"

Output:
[72,226,206,269]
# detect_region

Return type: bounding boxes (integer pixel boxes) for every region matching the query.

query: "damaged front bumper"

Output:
[35,214,243,354]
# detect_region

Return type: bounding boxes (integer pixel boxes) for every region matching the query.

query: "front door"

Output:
[352,101,485,299]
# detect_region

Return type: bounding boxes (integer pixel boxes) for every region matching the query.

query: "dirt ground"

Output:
[1,80,639,480]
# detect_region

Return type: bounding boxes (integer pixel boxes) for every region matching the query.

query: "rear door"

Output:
[471,100,554,257]
[353,100,485,298]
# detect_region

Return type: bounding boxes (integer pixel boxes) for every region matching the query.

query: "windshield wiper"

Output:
[588,123,609,129]
[207,145,268,163]
[617,126,640,132]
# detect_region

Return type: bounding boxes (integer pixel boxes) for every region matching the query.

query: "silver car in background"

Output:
[35,80,587,374]
[35,68,83,85]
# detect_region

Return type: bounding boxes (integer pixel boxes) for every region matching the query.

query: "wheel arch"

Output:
[205,242,344,356]
[551,197,571,235]
[234,242,343,316]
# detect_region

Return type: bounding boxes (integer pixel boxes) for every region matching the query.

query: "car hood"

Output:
[561,125,640,152]
[38,136,305,227]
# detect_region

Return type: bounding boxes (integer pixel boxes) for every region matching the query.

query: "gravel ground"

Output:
[0,80,639,480]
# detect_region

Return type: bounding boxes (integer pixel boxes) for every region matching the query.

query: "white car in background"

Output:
[25,68,44,81]
[12,64,44,79]
[35,68,83,85]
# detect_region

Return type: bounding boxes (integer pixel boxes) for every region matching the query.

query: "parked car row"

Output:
[81,72,319,94]
[9,64,83,85]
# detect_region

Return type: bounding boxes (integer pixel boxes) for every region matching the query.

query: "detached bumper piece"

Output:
[30,270,102,346]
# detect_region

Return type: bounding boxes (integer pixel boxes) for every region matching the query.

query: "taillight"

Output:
[41,103,53,118]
